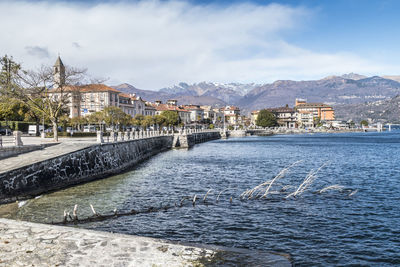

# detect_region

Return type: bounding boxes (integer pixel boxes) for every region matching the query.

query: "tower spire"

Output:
[53,55,65,88]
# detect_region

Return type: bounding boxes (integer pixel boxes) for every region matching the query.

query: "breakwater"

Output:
[0,131,220,204]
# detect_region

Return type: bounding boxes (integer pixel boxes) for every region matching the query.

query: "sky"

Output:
[1,0,400,89]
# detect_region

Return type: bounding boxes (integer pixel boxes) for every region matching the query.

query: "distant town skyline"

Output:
[1,0,400,89]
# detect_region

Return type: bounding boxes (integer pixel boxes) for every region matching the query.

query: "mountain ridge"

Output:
[112,73,400,118]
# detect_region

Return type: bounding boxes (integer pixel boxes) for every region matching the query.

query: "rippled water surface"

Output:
[7,132,400,266]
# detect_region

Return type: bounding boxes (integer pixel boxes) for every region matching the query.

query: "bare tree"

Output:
[15,64,87,141]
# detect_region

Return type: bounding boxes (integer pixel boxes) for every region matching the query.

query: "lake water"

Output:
[6,131,400,266]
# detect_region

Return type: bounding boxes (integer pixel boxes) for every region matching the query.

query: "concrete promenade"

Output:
[0,142,94,173]
[0,218,291,266]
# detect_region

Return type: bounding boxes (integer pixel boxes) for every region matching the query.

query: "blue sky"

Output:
[1,0,399,88]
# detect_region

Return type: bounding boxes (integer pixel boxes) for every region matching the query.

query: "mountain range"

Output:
[112,74,400,121]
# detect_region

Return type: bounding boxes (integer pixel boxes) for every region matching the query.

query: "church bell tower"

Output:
[53,56,65,88]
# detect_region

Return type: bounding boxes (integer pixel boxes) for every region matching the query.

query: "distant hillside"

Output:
[112,83,170,101]
[335,95,400,123]
[159,82,257,104]
[113,83,227,106]
[112,73,400,115]
[240,75,400,113]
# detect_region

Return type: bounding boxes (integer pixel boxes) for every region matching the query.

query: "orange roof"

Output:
[119,93,131,98]
[182,105,203,111]
[50,84,121,93]
[266,107,295,113]
[223,106,240,111]
[145,104,156,110]
[296,103,331,108]
[156,104,180,111]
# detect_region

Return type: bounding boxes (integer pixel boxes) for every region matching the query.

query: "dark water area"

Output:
[6,131,400,266]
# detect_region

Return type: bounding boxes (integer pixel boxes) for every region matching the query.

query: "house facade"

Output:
[266,107,297,128]
[182,105,204,122]
[295,99,335,122]
[50,57,150,119]
[251,99,335,128]
[222,106,240,125]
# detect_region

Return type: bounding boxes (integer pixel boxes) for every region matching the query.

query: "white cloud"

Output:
[0,0,396,89]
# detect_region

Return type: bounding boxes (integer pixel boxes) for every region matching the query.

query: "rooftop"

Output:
[296,103,332,108]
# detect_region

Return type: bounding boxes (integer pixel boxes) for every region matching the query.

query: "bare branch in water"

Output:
[318,185,345,194]
[203,189,213,203]
[217,188,231,203]
[261,160,303,198]
[193,195,197,206]
[90,204,98,216]
[348,189,358,196]
[286,162,329,198]
[240,160,303,200]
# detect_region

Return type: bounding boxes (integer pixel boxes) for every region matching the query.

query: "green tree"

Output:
[59,115,70,132]
[313,117,322,127]
[102,106,131,129]
[256,109,278,128]
[161,110,179,126]
[360,120,368,127]
[154,115,166,127]
[70,116,87,132]
[0,96,28,121]
[131,114,145,127]
[0,55,21,94]
[142,115,155,128]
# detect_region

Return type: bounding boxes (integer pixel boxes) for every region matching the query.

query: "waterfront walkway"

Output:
[0,141,94,173]
[0,218,290,266]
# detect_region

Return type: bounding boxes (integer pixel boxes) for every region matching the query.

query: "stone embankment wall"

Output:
[0,136,173,204]
[173,131,220,148]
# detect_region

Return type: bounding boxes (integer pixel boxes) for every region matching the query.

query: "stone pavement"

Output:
[0,218,291,267]
[0,142,94,173]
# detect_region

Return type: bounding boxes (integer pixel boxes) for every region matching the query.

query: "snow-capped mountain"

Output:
[159,82,258,104]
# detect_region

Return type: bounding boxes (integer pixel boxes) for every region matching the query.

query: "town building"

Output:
[295,99,335,122]
[50,56,149,119]
[144,103,156,116]
[266,107,297,128]
[251,99,335,128]
[212,108,224,124]
[131,94,146,117]
[250,111,259,125]
[200,106,214,121]
[222,106,240,125]
[153,101,191,124]
[182,105,204,122]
